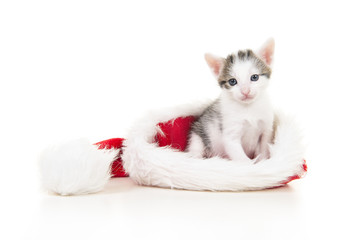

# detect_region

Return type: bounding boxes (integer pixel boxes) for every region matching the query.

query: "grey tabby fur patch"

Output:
[191,99,222,152]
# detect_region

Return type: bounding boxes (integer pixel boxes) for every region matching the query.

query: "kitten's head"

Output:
[205,39,274,104]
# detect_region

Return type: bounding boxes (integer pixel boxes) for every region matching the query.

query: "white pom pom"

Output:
[39,139,118,195]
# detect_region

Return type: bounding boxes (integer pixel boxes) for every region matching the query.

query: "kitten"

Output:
[187,39,275,163]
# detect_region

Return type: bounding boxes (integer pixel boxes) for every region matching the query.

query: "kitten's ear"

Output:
[258,38,275,66]
[204,53,225,77]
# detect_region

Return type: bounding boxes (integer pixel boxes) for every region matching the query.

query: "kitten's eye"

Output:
[228,78,237,86]
[250,74,259,81]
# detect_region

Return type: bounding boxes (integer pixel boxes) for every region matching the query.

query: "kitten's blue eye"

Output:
[228,78,237,86]
[250,74,259,81]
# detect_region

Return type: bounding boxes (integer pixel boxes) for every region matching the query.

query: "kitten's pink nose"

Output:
[241,88,250,96]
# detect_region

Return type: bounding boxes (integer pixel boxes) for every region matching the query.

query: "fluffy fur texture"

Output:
[39,139,117,195]
[122,102,306,191]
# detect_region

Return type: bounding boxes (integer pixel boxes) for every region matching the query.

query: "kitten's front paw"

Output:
[253,153,270,164]
[253,155,262,164]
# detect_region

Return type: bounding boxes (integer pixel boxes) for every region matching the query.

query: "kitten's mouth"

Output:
[241,95,254,102]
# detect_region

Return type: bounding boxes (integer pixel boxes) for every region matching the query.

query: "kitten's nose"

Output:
[241,88,250,96]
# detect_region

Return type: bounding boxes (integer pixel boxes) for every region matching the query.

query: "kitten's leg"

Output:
[255,131,272,162]
[187,132,205,158]
[222,135,252,162]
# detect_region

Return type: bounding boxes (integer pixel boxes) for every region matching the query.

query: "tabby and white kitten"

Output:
[187,39,275,163]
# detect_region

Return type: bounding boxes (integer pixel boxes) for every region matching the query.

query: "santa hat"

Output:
[39,102,307,195]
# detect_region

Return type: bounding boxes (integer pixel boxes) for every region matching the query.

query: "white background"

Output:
[1,0,359,239]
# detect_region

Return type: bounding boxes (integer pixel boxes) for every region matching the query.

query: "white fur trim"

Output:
[39,139,118,195]
[122,102,306,191]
